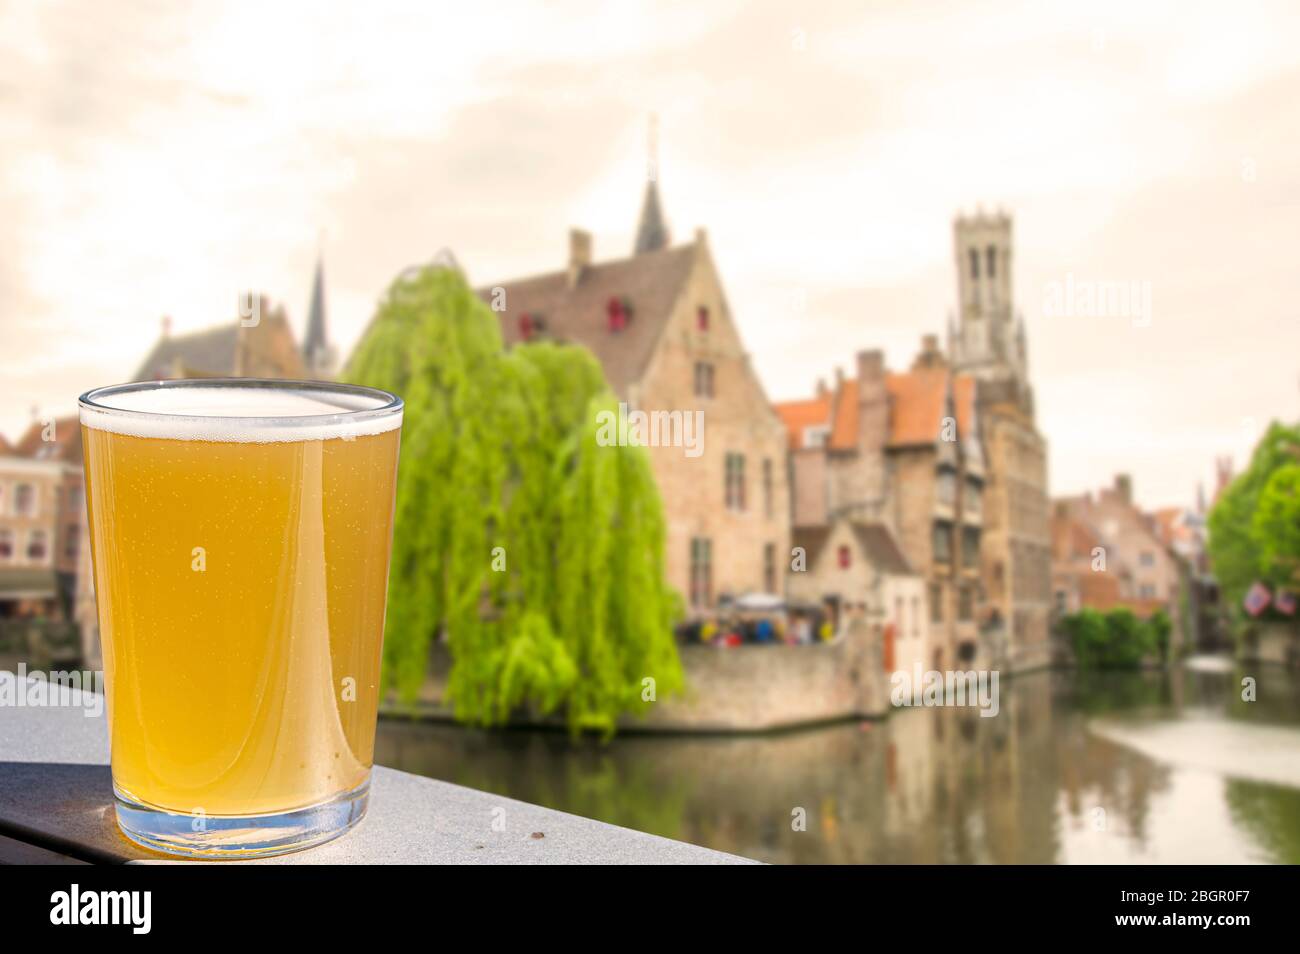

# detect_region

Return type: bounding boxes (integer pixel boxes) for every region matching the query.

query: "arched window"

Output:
[968,248,979,280]
[0,529,12,561]
[986,245,997,278]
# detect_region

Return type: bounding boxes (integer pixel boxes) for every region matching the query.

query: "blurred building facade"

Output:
[479,178,791,611]
[0,419,85,669]
[948,211,1052,671]
[1051,474,1188,651]
[788,517,930,677]
[776,340,985,668]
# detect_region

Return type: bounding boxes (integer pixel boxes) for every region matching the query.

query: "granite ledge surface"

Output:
[0,676,754,865]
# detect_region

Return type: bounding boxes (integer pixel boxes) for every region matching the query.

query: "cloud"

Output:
[1,0,1297,512]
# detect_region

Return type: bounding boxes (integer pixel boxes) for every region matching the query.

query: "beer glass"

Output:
[79,379,402,857]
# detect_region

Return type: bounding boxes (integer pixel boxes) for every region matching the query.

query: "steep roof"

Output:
[477,241,698,396]
[793,520,914,576]
[134,325,239,380]
[303,256,329,358]
[15,416,82,464]
[775,394,833,450]
[1051,510,1102,561]
[633,179,669,255]
[852,523,914,575]
[791,525,833,565]
[774,367,976,451]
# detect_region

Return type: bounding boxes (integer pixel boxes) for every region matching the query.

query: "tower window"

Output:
[725,453,746,511]
[838,545,851,569]
[986,245,996,278]
[968,249,979,280]
[697,306,710,332]
[694,361,715,398]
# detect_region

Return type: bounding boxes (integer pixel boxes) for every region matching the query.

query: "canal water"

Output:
[374,660,1300,863]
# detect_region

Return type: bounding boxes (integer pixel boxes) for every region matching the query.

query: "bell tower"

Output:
[950,209,1025,387]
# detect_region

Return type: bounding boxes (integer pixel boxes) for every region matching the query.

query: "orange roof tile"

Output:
[774,394,833,450]
[776,366,977,451]
[15,416,82,464]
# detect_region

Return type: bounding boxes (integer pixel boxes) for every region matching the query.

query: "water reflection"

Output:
[374,663,1300,863]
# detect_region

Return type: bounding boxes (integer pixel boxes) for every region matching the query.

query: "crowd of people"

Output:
[676,601,844,647]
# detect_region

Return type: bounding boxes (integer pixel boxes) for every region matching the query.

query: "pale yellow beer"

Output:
[79,380,402,855]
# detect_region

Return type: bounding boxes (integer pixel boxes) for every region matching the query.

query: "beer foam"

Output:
[80,384,402,443]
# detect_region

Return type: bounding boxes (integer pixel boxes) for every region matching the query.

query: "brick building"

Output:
[1051,476,1187,645]
[787,517,930,676]
[776,338,985,667]
[134,260,334,382]
[479,177,790,612]
[0,419,84,620]
[948,211,1052,670]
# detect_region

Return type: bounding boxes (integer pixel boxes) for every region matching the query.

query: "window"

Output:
[693,361,715,398]
[958,584,973,621]
[986,245,996,278]
[912,597,921,638]
[696,306,710,332]
[937,470,957,505]
[518,312,545,340]
[14,483,34,516]
[895,596,904,627]
[606,296,629,332]
[802,425,830,448]
[932,521,952,564]
[689,538,712,608]
[838,545,851,569]
[27,530,47,562]
[968,248,979,280]
[964,477,982,515]
[0,529,11,561]
[762,458,773,518]
[1139,551,1155,567]
[65,527,80,560]
[763,543,777,593]
[725,453,746,511]
[962,527,980,569]
[1139,584,1155,599]
[929,583,943,623]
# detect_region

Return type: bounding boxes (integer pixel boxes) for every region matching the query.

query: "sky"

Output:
[2,0,1298,509]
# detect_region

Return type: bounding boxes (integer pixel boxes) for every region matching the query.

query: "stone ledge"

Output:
[0,677,754,865]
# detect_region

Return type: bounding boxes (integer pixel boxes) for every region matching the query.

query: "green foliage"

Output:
[1207,421,1300,616]
[1254,463,1300,589]
[1062,607,1156,670]
[344,264,683,734]
[1148,608,1172,663]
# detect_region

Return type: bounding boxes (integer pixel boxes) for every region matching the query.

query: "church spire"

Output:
[302,248,336,379]
[633,114,669,255]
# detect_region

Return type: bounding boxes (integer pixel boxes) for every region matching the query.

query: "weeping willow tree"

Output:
[343,263,683,733]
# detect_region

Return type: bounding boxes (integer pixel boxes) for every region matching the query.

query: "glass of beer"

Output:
[79,378,403,858]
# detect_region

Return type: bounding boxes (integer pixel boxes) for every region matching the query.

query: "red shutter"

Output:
[607,297,626,332]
